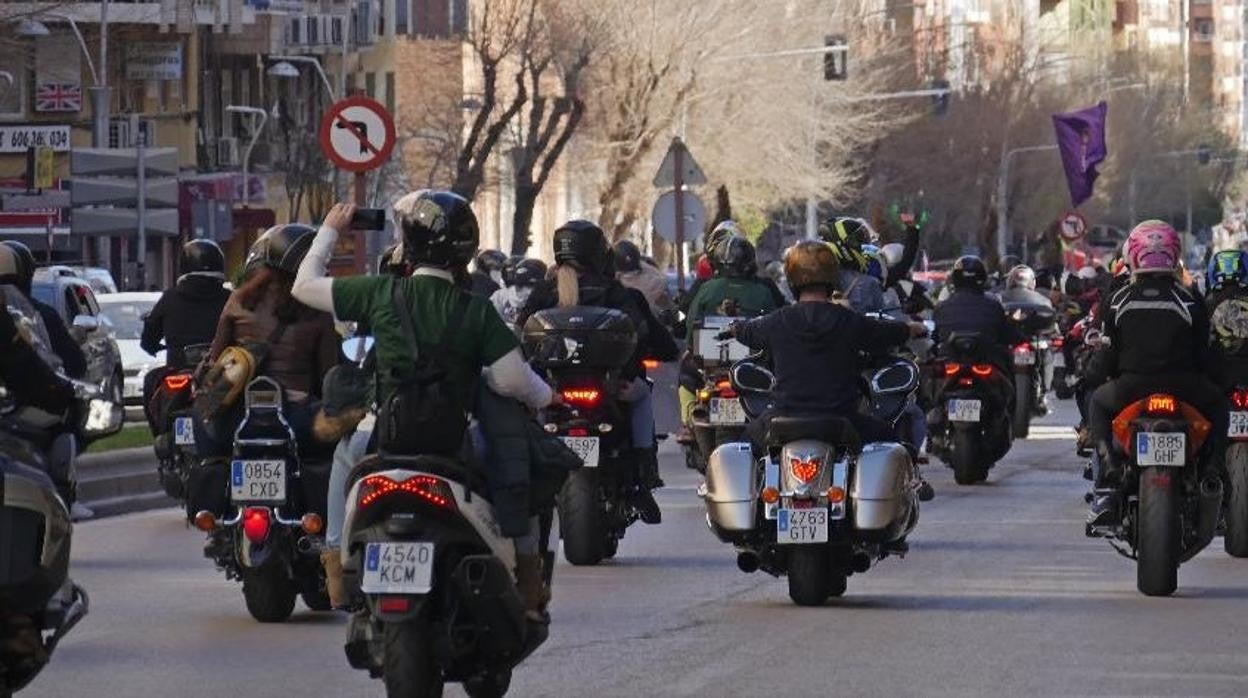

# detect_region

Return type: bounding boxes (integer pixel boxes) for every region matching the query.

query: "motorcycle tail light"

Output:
[1232,388,1248,410]
[1146,393,1177,416]
[790,457,821,483]
[568,427,589,437]
[378,596,412,613]
[716,379,737,399]
[1052,337,1064,349]
[642,358,660,370]
[760,487,780,504]
[1113,395,1213,454]
[826,486,845,504]
[357,474,458,512]
[163,374,192,391]
[943,363,962,377]
[971,364,993,377]
[1013,342,1032,354]
[561,388,601,408]
[242,507,271,544]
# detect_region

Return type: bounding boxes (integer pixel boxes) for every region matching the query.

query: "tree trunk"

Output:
[511,181,538,256]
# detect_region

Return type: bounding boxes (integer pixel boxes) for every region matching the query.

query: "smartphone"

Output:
[349,208,386,231]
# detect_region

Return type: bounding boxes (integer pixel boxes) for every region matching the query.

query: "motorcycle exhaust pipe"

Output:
[295,536,317,555]
[1182,477,1223,563]
[849,551,873,574]
[736,551,760,574]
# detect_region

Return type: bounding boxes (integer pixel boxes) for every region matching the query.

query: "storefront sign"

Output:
[125,42,183,81]
[0,124,71,153]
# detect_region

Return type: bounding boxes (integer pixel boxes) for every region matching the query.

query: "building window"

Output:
[0,57,25,119]
[385,72,395,113]
[396,0,409,35]
[451,0,467,33]
[1193,19,1214,43]
[365,71,376,98]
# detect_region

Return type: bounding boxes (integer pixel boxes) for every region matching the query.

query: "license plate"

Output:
[230,459,286,502]
[1136,432,1186,467]
[1052,352,1065,369]
[948,399,982,423]
[709,397,745,425]
[1230,412,1248,438]
[124,383,142,398]
[362,542,434,594]
[1013,351,1035,366]
[777,507,829,544]
[174,416,195,446]
[561,436,600,468]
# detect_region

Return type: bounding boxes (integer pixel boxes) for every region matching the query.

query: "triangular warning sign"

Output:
[652,138,708,188]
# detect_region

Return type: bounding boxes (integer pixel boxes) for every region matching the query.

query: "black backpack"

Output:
[376,283,471,456]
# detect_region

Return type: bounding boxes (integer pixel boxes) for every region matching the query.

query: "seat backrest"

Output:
[766,415,861,452]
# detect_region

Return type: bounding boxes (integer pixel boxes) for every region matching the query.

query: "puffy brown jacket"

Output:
[209,284,338,401]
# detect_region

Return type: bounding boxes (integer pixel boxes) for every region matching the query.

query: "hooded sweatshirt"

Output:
[141,273,232,368]
[735,300,909,413]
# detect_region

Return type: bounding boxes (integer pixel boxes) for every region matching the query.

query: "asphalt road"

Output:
[26,402,1248,697]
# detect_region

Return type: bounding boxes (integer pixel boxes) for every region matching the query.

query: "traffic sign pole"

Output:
[674,138,686,292]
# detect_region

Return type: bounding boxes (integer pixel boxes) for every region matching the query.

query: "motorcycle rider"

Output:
[293,193,565,619]
[723,241,926,448]
[1205,250,1248,388]
[141,239,231,369]
[1000,264,1055,310]
[1,240,87,380]
[202,225,339,457]
[819,217,885,314]
[519,219,679,523]
[933,256,1026,372]
[1086,221,1228,526]
[470,248,507,297]
[614,240,676,320]
[490,256,547,330]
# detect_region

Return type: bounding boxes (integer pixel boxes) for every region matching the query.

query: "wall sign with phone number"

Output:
[0,124,71,153]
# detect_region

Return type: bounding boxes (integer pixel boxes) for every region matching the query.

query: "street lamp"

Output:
[267,56,336,98]
[13,5,111,149]
[225,105,270,207]
[996,145,1059,261]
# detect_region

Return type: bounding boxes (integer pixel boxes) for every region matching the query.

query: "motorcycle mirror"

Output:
[340,336,375,362]
[731,361,775,394]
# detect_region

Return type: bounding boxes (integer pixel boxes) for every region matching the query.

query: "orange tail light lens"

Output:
[1146,393,1177,416]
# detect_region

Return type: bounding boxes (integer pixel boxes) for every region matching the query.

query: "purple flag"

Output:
[1052,101,1108,207]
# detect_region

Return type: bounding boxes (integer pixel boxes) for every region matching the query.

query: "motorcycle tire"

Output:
[951,428,980,486]
[383,620,444,698]
[1224,444,1248,558]
[1012,374,1032,440]
[787,546,832,607]
[1053,367,1074,400]
[464,670,512,698]
[300,588,332,612]
[1137,467,1181,597]
[558,469,605,566]
[241,564,297,623]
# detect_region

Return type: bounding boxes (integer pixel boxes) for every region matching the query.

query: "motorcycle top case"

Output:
[703,442,758,537]
[850,443,916,541]
[522,306,638,370]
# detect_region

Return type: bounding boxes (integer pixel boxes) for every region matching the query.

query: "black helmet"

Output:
[504,257,547,287]
[613,240,642,273]
[245,223,316,276]
[553,220,613,276]
[2,240,35,293]
[180,239,225,275]
[718,236,757,278]
[394,190,479,269]
[475,249,507,274]
[950,255,989,291]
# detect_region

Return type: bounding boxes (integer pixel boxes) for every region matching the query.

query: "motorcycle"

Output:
[931,333,1014,485]
[1005,302,1057,439]
[190,376,332,622]
[339,450,549,698]
[700,355,922,607]
[1224,385,1248,557]
[522,306,650,566]
[1086,392,1222,596]
[147,343,211,503]
[684,316,753,474]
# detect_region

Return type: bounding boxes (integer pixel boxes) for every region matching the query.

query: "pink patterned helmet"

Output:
[1125,220,1181,273]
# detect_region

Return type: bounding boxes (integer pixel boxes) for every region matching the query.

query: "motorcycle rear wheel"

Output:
[383,620,444,698]
[241,565,297,623]
[787,546,832,607]
[464,670,512,698]
[558,469,605,566]
[951,429,981,486]
[1137,467,1180,597]
[1224,444,1248,558]
[1012,374,1032,439]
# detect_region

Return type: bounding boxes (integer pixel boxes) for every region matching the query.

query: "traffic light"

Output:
[824,35,847,81]
[931,79,951,117]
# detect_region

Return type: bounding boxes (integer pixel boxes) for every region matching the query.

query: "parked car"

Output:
[96,292,163,405]
[69,266,119,295]
[31,268,125,418]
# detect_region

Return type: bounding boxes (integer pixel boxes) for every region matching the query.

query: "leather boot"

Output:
[320,549,345,609]
[514,553,549,622]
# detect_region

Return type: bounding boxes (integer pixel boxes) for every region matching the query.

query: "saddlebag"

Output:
[703,443,758,541]
[851,443,916,542]
[186,458,230,521]
[449,555,527,658]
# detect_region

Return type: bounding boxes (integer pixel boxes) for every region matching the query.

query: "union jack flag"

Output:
[35,83,82,113]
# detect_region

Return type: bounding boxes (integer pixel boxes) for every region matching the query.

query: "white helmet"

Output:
[880,243,905,269]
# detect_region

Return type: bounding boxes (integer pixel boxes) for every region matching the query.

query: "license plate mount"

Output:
[1135,432,1186,467]
[561,436,600,468]
[1230,412,1248,438]
[362,541,435,594]
[777,507,829,544]
[709,397,745,425]
[948,399,982,423]
[230,459,287,502]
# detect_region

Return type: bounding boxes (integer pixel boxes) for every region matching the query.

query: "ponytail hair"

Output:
[556,264,580,307]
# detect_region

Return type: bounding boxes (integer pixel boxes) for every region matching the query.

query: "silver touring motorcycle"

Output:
[700,356,924,606]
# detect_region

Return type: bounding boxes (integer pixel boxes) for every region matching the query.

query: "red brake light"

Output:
[561,388,601,408]
[790,457,821,483]
[242,507,271,543]
[1146,393,1177,416]
[1013,342,1032,353]
[944,363,962,377]
[1233,389,1248,410]
[164,374,192,391]
[716,379,737,399]
[641,358,660,370]
[358,474,457,511]
[971,364,993,377]
[1051,337,1064,349]
[378,596,412,613]
[568,427,589,437]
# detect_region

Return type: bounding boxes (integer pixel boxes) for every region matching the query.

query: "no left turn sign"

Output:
[318,96,397,173]
[1058,211,1088,243]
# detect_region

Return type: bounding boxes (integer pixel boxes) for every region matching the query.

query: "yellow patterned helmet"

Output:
[817,217,876,273]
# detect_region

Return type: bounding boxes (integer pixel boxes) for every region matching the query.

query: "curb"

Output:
[77,446,176,518]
